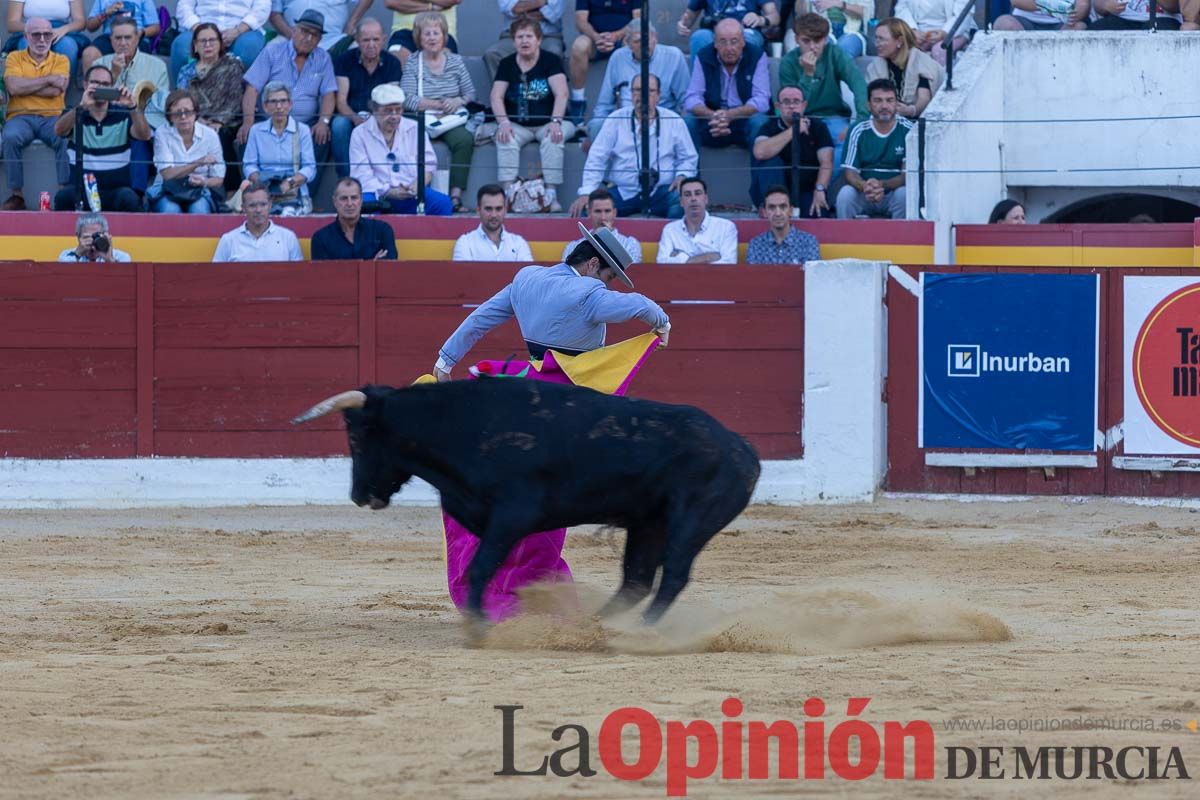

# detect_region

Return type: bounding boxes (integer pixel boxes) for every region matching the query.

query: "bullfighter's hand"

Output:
[654,325,670,347]
[435,366,451,382]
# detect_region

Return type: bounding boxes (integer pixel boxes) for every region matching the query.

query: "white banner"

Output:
[1123,276,1200,455]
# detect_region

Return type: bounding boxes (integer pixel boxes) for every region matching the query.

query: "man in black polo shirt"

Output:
[332,19,404,178]
[52,64,151,211]
[750,84,834,216]
[311,177,399,260]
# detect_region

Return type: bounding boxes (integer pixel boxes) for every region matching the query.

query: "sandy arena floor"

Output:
[1,497,1199,798]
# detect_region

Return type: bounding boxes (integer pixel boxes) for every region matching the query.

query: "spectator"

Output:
[80,0,160,74]
[780,13,867,170]
[334,20,402,179]
[349,83,453,215]
[242,81,317,215]
[239,9,337,171]
[311,177,399,259]
[452,183,534,261]
[2,19,71,211]
[178,22,246,192]
[269,0,372,55]
[384,0,459,65]
[1089,0,1183,29]
[567,0,638,123]
[750,84,833,215]
[746,185,821,264]
[866,17,942,120]
[484,0,565,78]
[893,0,976,65]
[683,19,771,156]
[95,15,169,191]
[836,78,911,220]
[588,20,690,140]
[988,199,1026,224]
[4,0,87,80]
[993,0,1089,30]
[490,17,574,213]
[788,0,871,58]
[575,73,696,218]
[52,64,150,211]
[148,89,225,213]
[58,212,132,261]
[656,176,738,263]
[172,0,270,80]
[399,12,475,211]
[1183,0,1199,30]
[676,0,779,56]
[563,188,641,261]
[212,181,304,261]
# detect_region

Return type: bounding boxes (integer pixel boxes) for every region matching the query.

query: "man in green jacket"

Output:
[779,12,868,169]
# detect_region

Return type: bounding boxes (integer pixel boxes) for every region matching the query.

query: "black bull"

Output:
[293,379,761,624]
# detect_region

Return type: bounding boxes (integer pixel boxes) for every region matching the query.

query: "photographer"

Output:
[58,213,132,262]
[52,63,151,211]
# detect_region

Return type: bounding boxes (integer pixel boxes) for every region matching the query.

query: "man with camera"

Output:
[573,74,696,219]
[58,213,133,262]
[52,64,151,211]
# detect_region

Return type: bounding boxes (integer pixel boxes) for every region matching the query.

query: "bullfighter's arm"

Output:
[581,286,670,331]
[435,284,516,376]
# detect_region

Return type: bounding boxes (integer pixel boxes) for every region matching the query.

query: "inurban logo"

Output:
[947,344,1071,378]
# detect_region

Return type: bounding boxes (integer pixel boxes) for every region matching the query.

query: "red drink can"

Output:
[39,191,51,211]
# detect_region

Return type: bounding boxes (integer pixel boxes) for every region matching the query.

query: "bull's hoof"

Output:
[463,614,491,646]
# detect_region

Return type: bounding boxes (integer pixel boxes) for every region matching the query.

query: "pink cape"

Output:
[442,336,659,621]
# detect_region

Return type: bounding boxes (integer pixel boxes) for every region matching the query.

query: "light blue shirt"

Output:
[88,0,159,33]
[438,263,669,369]
[243,116,316,197]
[593,44,691,121]
[242,38,337,124]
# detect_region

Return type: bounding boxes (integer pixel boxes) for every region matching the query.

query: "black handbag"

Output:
[161,177,205,205]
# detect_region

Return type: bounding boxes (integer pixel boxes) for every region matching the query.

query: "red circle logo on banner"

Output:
[1133,283,1200,447]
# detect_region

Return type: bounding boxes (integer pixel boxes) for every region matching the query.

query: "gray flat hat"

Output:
[578,222,634,288]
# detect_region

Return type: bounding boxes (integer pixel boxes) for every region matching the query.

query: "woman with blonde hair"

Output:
[399,11,476,211]
[867,17,943,120]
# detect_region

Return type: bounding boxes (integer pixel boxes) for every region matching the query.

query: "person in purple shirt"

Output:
[682,18,771,154]
[238,10,337,166]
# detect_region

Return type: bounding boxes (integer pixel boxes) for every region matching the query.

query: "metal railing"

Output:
[943,0,983,91]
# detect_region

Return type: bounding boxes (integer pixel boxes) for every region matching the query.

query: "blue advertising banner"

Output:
[920,273,1099,451]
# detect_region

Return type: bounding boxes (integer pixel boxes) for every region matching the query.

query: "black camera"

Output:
[91,233,111,253]
[92,86,123,102]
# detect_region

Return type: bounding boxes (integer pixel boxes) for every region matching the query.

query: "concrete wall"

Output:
[913,32,1200,261]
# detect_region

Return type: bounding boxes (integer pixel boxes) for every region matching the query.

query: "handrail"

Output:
[942,0,981,91]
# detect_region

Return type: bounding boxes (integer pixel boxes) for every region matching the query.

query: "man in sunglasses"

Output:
[348,83,453,215]
[2,18,71,211]
[52,63,151,211]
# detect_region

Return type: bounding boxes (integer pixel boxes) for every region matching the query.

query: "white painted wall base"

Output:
[0,260,888,509]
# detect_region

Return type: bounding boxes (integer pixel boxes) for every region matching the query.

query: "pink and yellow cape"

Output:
[416,333,661,621]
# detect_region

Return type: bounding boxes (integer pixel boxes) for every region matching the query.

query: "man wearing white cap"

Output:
[348,82,453,215]
[435,222,670,380]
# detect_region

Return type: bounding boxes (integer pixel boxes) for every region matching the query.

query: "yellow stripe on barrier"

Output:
[958,245,1197,268]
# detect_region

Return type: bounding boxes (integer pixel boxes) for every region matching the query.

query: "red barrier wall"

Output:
[885,265,1200,496]
[0,261,804,460]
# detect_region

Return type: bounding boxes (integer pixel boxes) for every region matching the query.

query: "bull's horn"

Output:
[291,390,367,424]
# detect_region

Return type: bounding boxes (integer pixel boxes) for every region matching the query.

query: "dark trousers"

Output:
[750,156,827,216]
[610,185,683,218]
[684,112,770,153]
[1089,15,1181,29]
[55,183,142,212]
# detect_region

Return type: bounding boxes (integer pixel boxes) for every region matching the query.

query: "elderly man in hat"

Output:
[349,83,453,215]
[432,222,671,621]
[238,9,338,168]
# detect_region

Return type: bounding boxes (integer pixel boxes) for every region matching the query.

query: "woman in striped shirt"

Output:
[399,11,476,211]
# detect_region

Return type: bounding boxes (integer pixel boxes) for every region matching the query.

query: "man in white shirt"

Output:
[656,176,739,263]
[562,188,641,262]
[213,182,304,261]
[58,213,133,262]
[575,73,697,219]
[452,184,535,262]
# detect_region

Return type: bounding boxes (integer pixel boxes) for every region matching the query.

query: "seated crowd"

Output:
[2,0,1193,221]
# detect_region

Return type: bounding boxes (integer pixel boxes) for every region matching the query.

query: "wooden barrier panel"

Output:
[0,261,805,460]
[955,223,1198,267]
